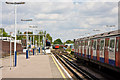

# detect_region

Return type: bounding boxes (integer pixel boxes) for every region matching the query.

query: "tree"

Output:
[65,40,74,44]
[53,38,63,44]
[17,30,23,40]
[0,29,2,35]
[46,33,52,43]
[0,28,10,37]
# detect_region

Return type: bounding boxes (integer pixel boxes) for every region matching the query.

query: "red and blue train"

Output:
[74,30,120,72]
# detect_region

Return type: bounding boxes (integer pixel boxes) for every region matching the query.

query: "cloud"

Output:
[2,2,118,42]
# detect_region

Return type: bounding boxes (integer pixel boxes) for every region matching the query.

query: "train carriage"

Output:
[74,30,120,72]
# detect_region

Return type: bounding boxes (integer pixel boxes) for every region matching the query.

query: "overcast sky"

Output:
[1,0,119,42]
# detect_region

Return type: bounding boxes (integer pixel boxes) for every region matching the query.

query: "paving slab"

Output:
[1,54,66,79]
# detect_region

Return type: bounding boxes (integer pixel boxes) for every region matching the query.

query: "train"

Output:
[46,39,51,47]
[52,44,74,50]
[74,30,120,72]
[52,44,61,49]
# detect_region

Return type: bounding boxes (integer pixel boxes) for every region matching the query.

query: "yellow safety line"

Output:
[51,55,66,79]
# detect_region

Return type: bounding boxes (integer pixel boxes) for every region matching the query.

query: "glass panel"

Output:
[88,41,90,56]
[82,41,85,46]
[109,39,115,50]
[100,40,104,58]
[100,40,104,50]
[93,40,97,57]
[116,39,119,52]
[79,41,81,46]
[82,41,84,54]
[97,40,100,50]
[81,41,83,46]
[86,41,88,46]
[109,39,115,60]
[89,41,91,46]
[93,41,97,50]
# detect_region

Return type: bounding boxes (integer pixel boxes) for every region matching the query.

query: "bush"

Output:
[65,48,71,52]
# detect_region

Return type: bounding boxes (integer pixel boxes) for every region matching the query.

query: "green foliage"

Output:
[53,38,63,44]
[0,28,10,37]
[17,30,24,40]
[36,31,52,45]
[65,40,74,44]
[46,33,52,43]
[65,48,71,52]
[0,29,2,35]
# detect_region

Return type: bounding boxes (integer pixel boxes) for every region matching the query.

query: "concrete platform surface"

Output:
[1,54,68,79]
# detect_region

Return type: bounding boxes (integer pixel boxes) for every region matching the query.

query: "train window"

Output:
[116,39,119,52]
[97,40,100,50]
[77,42,78,45]
[81,41,83,46]
[100,40,104,50]
[110,39,115,49]
[93,41,97,50]
[109,39,115,61]
[82,41,85,46]
[89,41,91,46]
[74,42,76,48]
[79,41,81,46]
[85,41,88,46]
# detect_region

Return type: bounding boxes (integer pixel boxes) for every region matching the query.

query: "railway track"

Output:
[53,53,99,80]
[64,54,119,80]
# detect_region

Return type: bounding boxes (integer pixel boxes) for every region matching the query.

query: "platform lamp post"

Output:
[29,25,37,55]
[21,19,32,59]
[43,31,46,54]
[6,2,25,67]
[36,30,43,53]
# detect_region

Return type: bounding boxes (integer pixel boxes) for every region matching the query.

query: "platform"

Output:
[1,53,70,80]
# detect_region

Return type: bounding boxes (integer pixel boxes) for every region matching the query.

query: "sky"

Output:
[1,0,119,42]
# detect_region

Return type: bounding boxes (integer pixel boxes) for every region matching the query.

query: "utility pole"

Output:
[21,19,32,59]
[6,1,25,67]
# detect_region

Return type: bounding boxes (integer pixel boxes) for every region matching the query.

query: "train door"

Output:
[117,37,120,67]
[82,41,85,57]
[84,41,86,57]
[91,40,93,59]
[88,40,90,58]
[81,41,83,56]
[79,41,81,56]
[97,39,100,61]
[109,37,116,66]
[100,39,105,63]
[93,39,97,60]
[77,41,79,55]
[115,37,120,67]
[85,41,88,57]
[105,38,110,64]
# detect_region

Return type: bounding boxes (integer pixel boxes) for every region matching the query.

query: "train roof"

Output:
[75,29,120,41]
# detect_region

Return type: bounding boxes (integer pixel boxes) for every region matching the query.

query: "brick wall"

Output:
[1,40,23,57]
